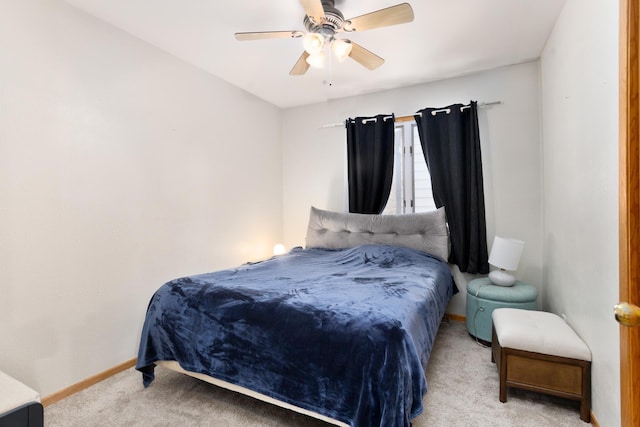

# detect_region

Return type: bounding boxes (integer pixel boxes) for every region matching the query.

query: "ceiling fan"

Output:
[234,0,414,76]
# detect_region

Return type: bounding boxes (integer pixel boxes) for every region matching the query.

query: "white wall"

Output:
[540,0,620,425]
[0,0,283,397]
[282,62,543,316]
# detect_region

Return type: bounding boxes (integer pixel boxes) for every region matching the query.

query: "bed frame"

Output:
[158,361,349,426]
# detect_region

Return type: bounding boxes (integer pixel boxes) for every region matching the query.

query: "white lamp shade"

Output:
[488,236,524,271]
[303,33,325,55]
[273,244,286,256]
[305,51,325,68]
[331,39,352,62]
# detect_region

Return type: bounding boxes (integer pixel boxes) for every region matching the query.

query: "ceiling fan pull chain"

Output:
[323,44,333,87]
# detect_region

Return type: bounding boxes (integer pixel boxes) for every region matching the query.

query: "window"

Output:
[383,120,437,214]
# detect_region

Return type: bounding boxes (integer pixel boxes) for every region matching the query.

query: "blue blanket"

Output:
[136,244,454,427]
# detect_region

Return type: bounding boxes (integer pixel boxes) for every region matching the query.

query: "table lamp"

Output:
[488,236,524,286]
[273,243,286,256]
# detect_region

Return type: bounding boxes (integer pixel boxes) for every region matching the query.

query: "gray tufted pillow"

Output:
[305,206,450,260]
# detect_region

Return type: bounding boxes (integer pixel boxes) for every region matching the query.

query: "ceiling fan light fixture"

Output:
[305,51,325,68]
[331,39,352,62]
[235,2,415,75]
[302,32,325,55]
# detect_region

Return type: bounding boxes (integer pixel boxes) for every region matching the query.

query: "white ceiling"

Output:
[63,0,566,109]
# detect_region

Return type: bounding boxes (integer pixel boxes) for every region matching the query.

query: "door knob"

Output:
[614,302,640,327]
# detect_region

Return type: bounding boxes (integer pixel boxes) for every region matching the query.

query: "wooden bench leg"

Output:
[499,347,507,402]
[580,365,591,423]
[492,326,508,402]
[580,401,590,423]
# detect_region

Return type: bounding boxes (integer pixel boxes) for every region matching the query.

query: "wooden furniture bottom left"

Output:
[0,371,43,427]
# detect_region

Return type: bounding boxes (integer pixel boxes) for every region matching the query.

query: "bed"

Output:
[136,206,454,427]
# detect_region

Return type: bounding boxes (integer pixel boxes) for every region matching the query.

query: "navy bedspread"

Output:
[136,244,454,427]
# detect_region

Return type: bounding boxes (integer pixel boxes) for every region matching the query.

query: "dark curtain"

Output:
[346,114,395,214]
[414,102,489,274]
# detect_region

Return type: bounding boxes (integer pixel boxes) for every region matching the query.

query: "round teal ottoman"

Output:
[466,278,538,344]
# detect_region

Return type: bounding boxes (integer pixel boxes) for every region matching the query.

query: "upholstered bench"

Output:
[0,371,43,427]
[491,308,592,423]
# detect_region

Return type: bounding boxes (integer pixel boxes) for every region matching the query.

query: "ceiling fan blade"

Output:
[290,51,311,75]
[235,31,302,41]
[300,0,326,24]
[344,3,414,32]
[348,41,385,70]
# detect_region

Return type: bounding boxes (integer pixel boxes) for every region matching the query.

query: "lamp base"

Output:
[488,269,516,287]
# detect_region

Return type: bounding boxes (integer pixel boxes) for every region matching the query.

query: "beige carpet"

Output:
[45,321,589,426]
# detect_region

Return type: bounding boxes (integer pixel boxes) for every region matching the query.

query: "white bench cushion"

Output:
[492,308,592,361]
[0,371,40,417]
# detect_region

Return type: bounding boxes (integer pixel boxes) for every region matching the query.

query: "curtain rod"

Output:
[413,100,502,118]
[319,101,502,129]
